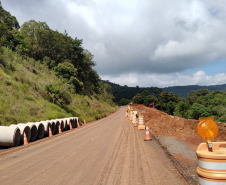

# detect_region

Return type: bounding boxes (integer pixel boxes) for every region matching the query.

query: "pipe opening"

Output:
[51,122,56,135]
[30,125,38,141]
[55,121,60,134]
[64,120,68,131]
[18,126,31,144]
[37,123,44,139]
[71,119,75,128]
[60,120,64,132]
[13,128,21,147]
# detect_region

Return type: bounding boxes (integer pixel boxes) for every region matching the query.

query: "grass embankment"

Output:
[0,47,117,126]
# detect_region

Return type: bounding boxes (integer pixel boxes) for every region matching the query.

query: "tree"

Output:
[141,90,149,103]
[54,61,77,79]
[119,98,130,105]
[132,93,143,104]
[0,2,21,49]
[177,101,189,118]
[68,76,83,93]
[166,101,176,115]
[141,90,149,97]
[200,93,214,107]
[157,90,177,111]
[210,94,225,106]
[189,103,212,120]
[187,90,199,105]
[144,95,157,107]
[198,89,210,96]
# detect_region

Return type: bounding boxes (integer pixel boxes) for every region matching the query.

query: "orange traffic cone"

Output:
[84,119,86,125]
[144,127,152,141]
[23,132,28,145]
[77,122,80,128]
[134,119,138,127]
[69,122,72,130]
[58,124,62,134]
[49,126,52,137]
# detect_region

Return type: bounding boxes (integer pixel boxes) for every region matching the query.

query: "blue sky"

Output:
[2,0,226,87]
[189,59,226,76]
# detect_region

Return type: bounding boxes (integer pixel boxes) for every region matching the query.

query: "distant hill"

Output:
[103,80,163,103]
[163,84,226,98]
[104,80,226,102]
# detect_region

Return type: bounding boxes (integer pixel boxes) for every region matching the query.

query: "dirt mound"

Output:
[132,104,226,183]
[132,104,226,147]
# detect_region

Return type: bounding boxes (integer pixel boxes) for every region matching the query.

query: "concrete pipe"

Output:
[34,122,44,139]
[69,117,75,128]
[20,123,38,142]
[74,117,79,127]
[73,117,79,128]
[58,119,64,132]
[10,124,31,144]
[59,118,67,131]
[52,119,64,132]
[66,118,73,129]
[27,122,44,140]
[41,121,52,136]
[52,120,60,134]
[0,126,21,147]
[63,118,68,131]
[48,120,56,135]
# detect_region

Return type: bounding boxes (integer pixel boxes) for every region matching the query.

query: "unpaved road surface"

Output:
[0,107,188,185]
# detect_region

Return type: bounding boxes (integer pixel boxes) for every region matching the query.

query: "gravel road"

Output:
[0,106,188,185]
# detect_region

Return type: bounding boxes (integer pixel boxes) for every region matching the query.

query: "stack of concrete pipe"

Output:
[0,117,79,147]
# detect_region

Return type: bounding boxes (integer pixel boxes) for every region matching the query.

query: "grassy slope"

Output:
[0,47,117,126]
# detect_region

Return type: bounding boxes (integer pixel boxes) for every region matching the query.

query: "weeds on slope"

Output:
[0,47,117,126]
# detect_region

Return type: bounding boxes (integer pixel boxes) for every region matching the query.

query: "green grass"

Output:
[0,47,117,126]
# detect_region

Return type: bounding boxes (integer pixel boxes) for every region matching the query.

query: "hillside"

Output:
[163,84,226,98]
[0,2,117,126]
[0,47,116,126]
[103,80,163,103]
[105,79,226,102]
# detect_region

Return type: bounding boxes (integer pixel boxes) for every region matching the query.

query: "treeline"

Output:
[132,89,226,122]
[163,84,226,98]
[0,1,104,96]
[103,80,163,104]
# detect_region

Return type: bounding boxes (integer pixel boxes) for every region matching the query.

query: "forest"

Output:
[103,80,163,104]
[132,89,226,122]
[163,84,226,98]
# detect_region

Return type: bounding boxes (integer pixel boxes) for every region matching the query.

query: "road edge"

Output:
[149,131,197,185]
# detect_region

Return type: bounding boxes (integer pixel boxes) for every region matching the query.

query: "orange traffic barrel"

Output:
[197,142,226,184]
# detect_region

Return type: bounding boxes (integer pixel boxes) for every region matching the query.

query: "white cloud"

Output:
[2,0,226,87]
[101,71,226,88]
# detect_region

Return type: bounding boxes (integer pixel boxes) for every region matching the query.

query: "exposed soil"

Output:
[131,104,226,184]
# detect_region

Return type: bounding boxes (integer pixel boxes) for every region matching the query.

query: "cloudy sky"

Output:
[2,0,226,87]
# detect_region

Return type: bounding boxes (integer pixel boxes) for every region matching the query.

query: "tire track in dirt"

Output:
[94,119,126,184]
[133,123,155,185]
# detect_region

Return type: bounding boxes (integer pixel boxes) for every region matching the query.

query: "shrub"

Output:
[45,84,72,108]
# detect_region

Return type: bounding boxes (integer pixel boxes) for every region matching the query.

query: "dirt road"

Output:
[0,107,188,185]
